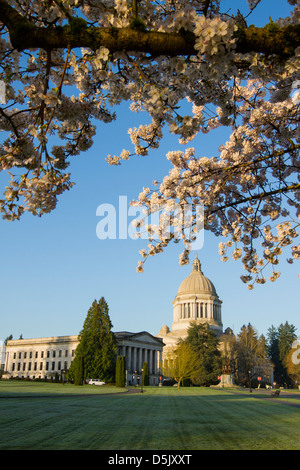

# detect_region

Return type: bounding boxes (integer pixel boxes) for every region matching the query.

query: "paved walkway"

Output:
[216,387,300,408]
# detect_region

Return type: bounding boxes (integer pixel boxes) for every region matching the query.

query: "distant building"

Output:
[157,255,223,349]
[3,331,164,386]
[0,341,6,371]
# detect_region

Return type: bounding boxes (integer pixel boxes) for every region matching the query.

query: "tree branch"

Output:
[210,183,300,216]
[0,0,299,58]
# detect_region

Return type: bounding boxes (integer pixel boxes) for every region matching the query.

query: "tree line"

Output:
[67,297,299,389]
[163,321,299,388]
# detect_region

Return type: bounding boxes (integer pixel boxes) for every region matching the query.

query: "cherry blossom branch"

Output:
[0,0,299,59]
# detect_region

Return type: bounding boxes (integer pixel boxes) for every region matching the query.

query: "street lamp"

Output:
[133,370,137,387]
[249,370,252,392]
[141,368,144,393]
[61,369,67,385]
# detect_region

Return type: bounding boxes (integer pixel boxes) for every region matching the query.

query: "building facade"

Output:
[115,331,164,385]
[3,331,164,386]
[157,255,224,350]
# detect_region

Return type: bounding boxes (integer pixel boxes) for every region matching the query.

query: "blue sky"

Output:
[1,0,299,343]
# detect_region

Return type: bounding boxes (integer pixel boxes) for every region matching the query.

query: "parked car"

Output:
[88,379,105,385]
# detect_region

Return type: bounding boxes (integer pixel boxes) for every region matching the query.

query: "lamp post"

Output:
[249,370,252,393]
[141,368,144,393]
[61,369,67,385]
[134,370,137,387]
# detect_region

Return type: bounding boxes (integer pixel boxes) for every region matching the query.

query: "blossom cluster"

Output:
[0,0,299,285]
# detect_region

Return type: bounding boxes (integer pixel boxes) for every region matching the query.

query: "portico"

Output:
[115,331,164,385]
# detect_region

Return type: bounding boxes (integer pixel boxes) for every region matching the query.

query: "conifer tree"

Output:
[267,322,297,386]
[70,297,117,383]
[142,362,149,386]
[74,355,84,386]
[116,355,126,387]
[235,323,269,387]
[183,322,222,386]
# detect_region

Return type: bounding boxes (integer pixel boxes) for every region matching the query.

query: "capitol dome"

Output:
[171,255,223,338]
[177,257,217,296]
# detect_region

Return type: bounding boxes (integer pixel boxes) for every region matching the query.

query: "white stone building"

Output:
[3,331,164,386]
[157,255,224,350]
[4,335,79,380]
[115,331,164,385]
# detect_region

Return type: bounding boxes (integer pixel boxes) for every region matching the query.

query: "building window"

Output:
[65,350,68,357]
[52,362,55,371]
[52,350,56,358]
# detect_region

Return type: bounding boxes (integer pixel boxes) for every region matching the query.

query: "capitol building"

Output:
[3,256,267,385]
[157,255,224,348]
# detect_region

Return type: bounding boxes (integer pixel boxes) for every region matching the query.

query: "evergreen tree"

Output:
[183,322,222,386]
[267,322,297,386]
[142,362,149,386]
[74,355,84,386]
[70,298,117,382]
[235,323,269,387]
[4,335,13,345]
[116,355,126,387]
[278,322,297,364]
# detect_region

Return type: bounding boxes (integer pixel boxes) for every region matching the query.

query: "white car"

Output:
[88,379,105,385]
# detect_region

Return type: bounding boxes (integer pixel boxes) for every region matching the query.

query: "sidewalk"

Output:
[215,386,300,407]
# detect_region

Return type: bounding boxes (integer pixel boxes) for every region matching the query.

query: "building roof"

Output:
[176,256,218,297]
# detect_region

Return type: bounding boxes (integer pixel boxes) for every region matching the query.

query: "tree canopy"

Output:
[69,297,117,382]
[0,1,299,286]
[183,322,222,385]
[234,323,269,385]
[162,341,200,388]
[267,321,297,385]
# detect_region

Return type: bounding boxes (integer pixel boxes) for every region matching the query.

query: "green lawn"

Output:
[1,381,300,450]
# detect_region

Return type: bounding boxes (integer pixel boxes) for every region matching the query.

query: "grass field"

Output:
[1,381,300,450]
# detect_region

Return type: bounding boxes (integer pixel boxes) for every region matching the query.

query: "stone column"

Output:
[149,350,152,372]
[133,347,137,372]
[138,348,143,371]
[127,346,132,372]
